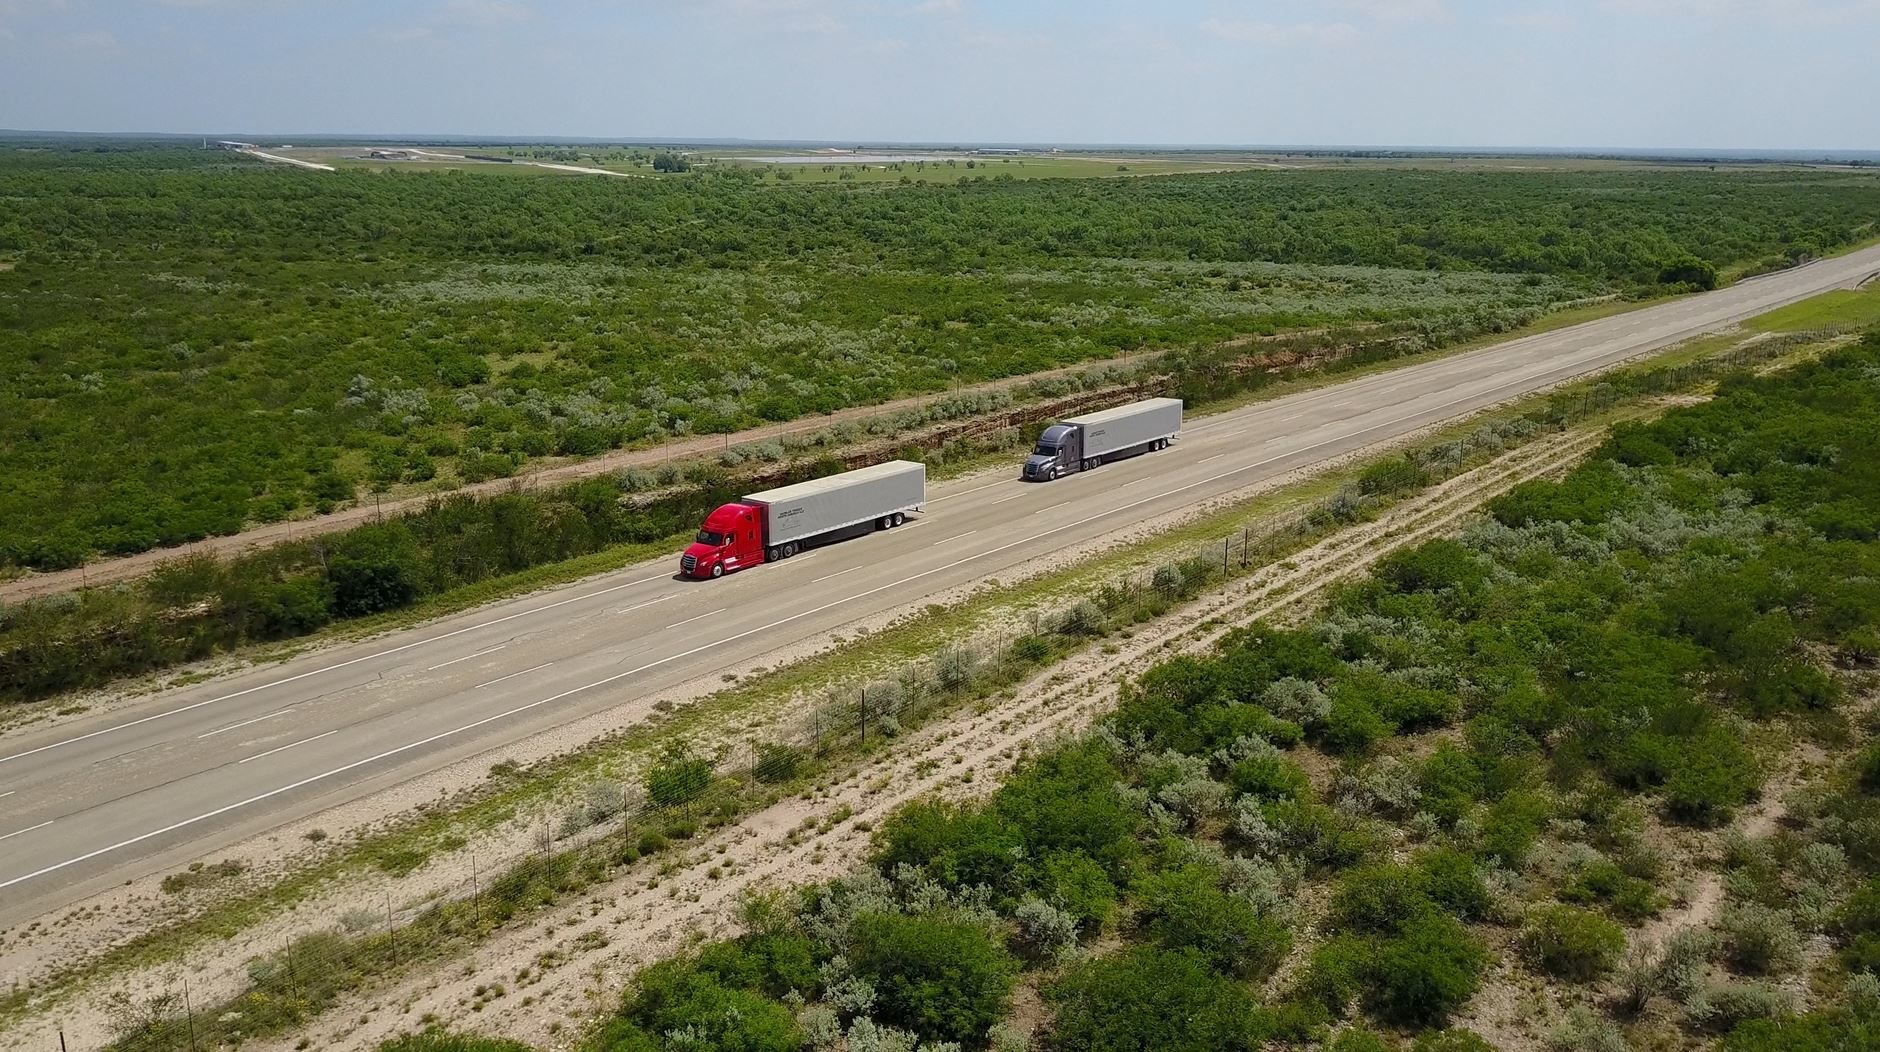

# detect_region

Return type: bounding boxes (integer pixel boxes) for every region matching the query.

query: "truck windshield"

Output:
[1033,440,1059,456]
[695,530,728,546]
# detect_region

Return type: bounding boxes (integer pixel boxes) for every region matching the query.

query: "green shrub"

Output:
[1560,857,1661,922]
[1413,1030,1497,1052]
[873,798,1020,893]
[847,912,1017,1045]
[1358,457,1431,497]
[624,959,803,1052]
[1364,913,1489,1027]
[1132,863,1291,979]
[1837,878,1880,971]
[1026,851,1115,933]
[992,740,1141,874]
[1322,691,1392,754]
[1663,725,1761,825]
[752,742,802,784]
[1047,947,1270,1052]
[643,741,714,810]
[1378,539,1487,596]
[1718,902,1803,976]
[1329,862,1439,935]
[1724,1003,1880,1052]
[1856,741,1880,793]
[1479,789,1549,867]
[1520,904,1625,981]
[1328,1027,1396,1052]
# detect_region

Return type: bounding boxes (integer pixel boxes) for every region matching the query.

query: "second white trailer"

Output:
[1023,397,1183,481]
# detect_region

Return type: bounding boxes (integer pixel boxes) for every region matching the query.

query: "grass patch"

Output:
[1748,283,1880,332]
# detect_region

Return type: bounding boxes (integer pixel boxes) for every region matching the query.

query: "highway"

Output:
[1,245,1876,927]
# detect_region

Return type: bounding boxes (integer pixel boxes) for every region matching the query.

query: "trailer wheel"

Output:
[783,542,798,558]
[766,547,780,563]
[875,516,888,530]
[710,563,724,579]
[891,512,905,527]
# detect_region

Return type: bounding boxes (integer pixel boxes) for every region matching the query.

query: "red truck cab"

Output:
[680,503,764,578]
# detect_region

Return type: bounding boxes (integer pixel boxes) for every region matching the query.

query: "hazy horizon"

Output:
[2,1,1877,151]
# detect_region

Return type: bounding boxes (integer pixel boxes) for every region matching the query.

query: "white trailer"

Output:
[1023,397,1183,481]
[745,460,926,549]
[1069,397,1185,459]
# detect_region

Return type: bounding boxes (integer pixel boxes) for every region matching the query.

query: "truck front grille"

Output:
[680,554,697,574]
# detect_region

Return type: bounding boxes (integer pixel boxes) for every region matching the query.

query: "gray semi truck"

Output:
[1022,397,1183,481]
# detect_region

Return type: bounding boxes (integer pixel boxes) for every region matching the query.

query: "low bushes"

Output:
[1520,904,1626,981]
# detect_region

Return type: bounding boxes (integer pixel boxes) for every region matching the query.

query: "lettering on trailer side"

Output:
[777,507,804,519]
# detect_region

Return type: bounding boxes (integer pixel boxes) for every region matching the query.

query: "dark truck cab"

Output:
[1023,425,1083,481]
[1023,397,1183,482]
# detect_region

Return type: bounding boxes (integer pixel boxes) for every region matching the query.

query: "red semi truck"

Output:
[679,460,926,579]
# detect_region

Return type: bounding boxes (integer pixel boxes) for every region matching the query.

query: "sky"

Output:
[0,0,1875,149]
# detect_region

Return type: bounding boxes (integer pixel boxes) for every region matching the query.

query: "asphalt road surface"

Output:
[2,246,1876,927]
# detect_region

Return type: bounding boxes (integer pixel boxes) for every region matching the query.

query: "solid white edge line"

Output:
[471,663,555,691]
[9,262,1871,889]
[197,708,295,740]
[0,684,602,891]
[0,350,1804,887]
[0,573,671,766]
[237,730,338,765]
[813,567,858,583]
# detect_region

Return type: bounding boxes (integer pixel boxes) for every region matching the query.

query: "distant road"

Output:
[1,244,1877,926]
[240,148,334,172]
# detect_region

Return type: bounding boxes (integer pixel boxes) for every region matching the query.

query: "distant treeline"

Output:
[1,148,1877,571]
[4,149,1873,278]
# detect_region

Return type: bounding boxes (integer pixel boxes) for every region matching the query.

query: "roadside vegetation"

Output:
[38,327,1827,1052]
[380,331,1880,1051]
[3,146,1877,569]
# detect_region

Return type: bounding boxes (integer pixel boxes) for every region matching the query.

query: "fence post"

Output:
[387,892,397,969]
[858,687,867,748]
[182,976,198,1052]
[286,941,299,1006]
[1242,526,1251,568]
[1223,537,1230,577]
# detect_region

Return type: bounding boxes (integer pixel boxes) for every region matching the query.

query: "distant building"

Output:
[368,149,420,160]
[214,140,258,151]
[975,148,1023,156]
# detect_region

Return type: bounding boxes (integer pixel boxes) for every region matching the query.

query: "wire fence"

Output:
[78,331,1808,1052]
